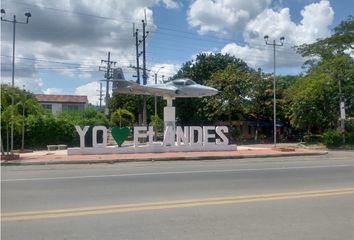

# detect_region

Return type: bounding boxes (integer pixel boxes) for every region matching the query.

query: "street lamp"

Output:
[153,66,165,116]
[1,9,32,154]
[21,85,26,151]
[264,35,285,148]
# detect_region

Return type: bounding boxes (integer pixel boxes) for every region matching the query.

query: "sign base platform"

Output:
[68,144,237,155]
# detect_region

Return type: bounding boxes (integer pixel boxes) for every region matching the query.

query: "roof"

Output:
[35,94,88,104]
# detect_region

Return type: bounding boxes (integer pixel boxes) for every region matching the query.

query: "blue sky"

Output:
[1,0,353,105]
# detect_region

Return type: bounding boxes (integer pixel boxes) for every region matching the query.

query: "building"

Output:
[35,94,88,115]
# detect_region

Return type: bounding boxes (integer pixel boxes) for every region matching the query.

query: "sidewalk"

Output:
[1,144,328,166]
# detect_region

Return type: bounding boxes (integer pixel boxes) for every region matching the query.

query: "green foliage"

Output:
[108,93,162,125]
[287,72,338,132]
[203,64,251,123]
[291,17,354,133]
[149,115,164,133]
[110,108,135,127]
[173,53,250,125]
[58,107,109,126]
[0,85,129,149]
[108,94,141,117]
[1,84,44,151]
[322,130,343,147]
[25,114,77,148]
[173,53,248,84]
[229,126,242,141]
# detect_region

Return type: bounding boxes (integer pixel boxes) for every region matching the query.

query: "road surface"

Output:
[1,151,353,240]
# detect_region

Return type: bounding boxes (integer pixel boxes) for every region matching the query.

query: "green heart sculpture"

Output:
[111,127,130,147]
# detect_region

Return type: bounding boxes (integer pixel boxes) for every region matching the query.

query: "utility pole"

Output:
[99,52,116,116]
[264,35,285,148]
[133,24,141,84]
[1,9,31,155]
[141,19,149,125]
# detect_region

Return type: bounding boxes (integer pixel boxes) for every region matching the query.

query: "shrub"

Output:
[344,131,354,145]
[322,130,343,147]
[230,126,242,141]
[23,108,109,149]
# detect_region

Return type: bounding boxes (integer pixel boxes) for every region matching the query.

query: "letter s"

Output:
[216,126,229,145]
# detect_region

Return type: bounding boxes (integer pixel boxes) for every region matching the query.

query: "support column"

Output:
[163,97,175,129]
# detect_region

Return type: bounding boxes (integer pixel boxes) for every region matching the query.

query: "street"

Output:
[1,151,354,240]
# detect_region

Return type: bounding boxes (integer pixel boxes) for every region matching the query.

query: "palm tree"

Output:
[111,108,135,127]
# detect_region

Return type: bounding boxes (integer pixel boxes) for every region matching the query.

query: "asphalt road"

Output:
[1,151,354,240]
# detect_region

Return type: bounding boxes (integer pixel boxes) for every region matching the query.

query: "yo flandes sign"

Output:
[68,125,235,155]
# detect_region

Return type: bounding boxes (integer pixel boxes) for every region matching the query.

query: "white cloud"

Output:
[75,82,102,105]
[1,43,43,92]
[221,1,334,69]
[148,63,180,84]
[187,0,272,34]
[163,0,182,9]
[43,88,64,94]
[0,0,161,94]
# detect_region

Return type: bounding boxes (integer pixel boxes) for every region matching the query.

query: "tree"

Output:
[287,71,337,133]
[173,53,249,125]
[1,84,43,152]
[149,115,164,140]
[203,64,252,123]
[108,93,162,125]
[110,108,135,127]
[174,53,248,84]
[244,70,274,140]
[293,16,354,133]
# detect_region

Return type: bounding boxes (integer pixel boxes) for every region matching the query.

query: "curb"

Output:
[1,151,328,166]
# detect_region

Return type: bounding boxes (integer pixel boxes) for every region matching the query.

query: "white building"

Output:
[35,94,88,115]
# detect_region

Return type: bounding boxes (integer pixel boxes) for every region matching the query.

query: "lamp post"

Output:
[1,9,31,154]
[264,35,285,148]
[21,85,26,151]
[153,66,165,116]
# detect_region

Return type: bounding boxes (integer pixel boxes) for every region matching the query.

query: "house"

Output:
[35,94,88,115]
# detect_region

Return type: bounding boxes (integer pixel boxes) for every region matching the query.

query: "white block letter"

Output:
[134,127,147,147]
[163,126,175,146]
[92,126,107,148]
[190,126,202,146]
[147,127,155,146]
[176,126,189,146]
[216,126,229,145]
[203,126,215,146]
[75,126,89,149]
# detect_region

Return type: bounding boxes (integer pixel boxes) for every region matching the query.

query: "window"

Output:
[185,80,196,85]
[62,104,84,112]
[173,81,185,86]
[42,104,52,112]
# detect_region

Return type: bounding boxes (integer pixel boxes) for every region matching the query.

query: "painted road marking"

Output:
[2,188,353,222]
[2,164,353,182]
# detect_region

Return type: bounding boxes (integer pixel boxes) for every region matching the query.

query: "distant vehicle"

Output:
[112,78,218,98]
